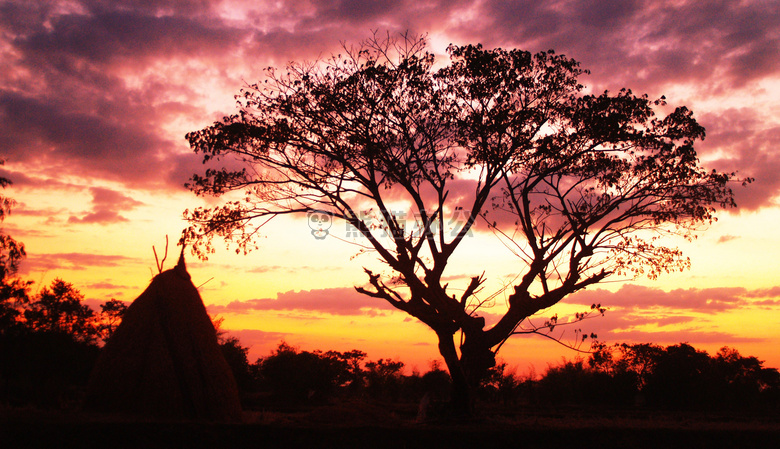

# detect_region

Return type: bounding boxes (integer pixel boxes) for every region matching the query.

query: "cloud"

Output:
[0,1,250,189]
[452,0,780,91]
[1,0,777,208]
[524,283,780,345]
[698,108,780,210]
[0,168,85,192]
[0,90,174,185]
[566,283,764,314]
[509,311,766,349]
[15,7,245,65]
[20,252,143,273]
[518,303,768,348]
[213,327,287,348]
[244,264,343,275]
[480,281,780,348]
[68,187,144,224]
[716,235,740,244]
[745,286,780,298]
[208,286,397,316]
[83,281,132,290]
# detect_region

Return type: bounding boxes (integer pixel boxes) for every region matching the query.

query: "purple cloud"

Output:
[1,0,776,207]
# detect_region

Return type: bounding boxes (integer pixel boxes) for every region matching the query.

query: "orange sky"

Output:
[2,0,779,373]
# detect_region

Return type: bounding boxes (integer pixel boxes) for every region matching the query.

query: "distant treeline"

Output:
[2,277,780,412]
[222,339,780,413]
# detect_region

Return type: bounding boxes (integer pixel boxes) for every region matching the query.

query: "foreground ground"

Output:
[2,401,779,449]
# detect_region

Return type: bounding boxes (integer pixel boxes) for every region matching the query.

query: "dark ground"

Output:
[2,402,779,449]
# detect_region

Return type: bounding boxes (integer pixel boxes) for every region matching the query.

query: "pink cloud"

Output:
[207,286,397,316]
[567,284,757,313]
[716,235,740,244]
[83,281,133,290]
[245,265,343,275]
[512,282,780,346]
[515,305,766,348]
[745,286,780,298]
[19,252,143,274]
[68,187,144,225]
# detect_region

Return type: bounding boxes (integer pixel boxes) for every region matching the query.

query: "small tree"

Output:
[97,298,127,342]
[219,335,256,394]
[184,33,743,415]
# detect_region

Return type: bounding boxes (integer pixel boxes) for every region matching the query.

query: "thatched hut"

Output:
[85,254,242,421]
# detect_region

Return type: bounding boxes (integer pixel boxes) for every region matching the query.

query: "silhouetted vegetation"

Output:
[174,338,766,420]
[3,293,780,416]
[0,279,129,408]
[0,172,130,408]
[183,32,748,415]
[213,339,780,419]
[586,342,780,411]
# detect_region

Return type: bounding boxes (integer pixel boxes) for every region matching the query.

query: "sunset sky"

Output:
[2,0,779,374]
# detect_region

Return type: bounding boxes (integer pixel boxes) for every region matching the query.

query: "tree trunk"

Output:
[436,330,472,417]
[460,336,497,390]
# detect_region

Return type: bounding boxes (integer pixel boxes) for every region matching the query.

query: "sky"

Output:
[1,0,779,374]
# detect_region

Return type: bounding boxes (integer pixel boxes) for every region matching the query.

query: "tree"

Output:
[183,33,742,415]
[325,348,367,388]
[219,335,256,394]
[97,298,127,342]
[257,342,347,402]
[364,358,405,400]
[713,346,780,408]
[24,279,99,344]
[0,162,31,334]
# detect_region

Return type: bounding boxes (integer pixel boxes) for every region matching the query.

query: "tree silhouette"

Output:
[0,162,31,335]
[257,342,348,402]
[218,335,256,395]
[24,279,99,344]
[184,33,743,415]
[97,298,127,342]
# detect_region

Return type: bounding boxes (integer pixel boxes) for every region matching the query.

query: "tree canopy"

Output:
[184,33,742,414]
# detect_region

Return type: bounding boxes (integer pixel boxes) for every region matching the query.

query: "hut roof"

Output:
[85,254,242,421]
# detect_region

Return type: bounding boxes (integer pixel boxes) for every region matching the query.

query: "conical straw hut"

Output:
[85,253,241,421]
